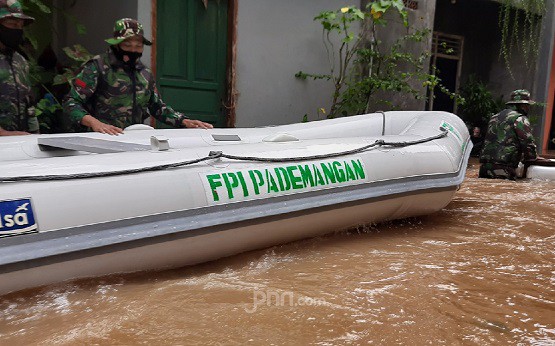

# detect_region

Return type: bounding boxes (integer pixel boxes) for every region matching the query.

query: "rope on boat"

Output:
[378,111,386,136]
[1,129,448,182]
[217,129,448,163]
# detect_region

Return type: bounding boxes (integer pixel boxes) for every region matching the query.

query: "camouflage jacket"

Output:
[64,49,187,129]
[0,49,37,132]
[479,108,538,167]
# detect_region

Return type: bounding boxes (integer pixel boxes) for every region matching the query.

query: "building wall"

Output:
[48,0,555,143]
[137,0,152,68]
[434,0,537,102]
[56,0,356,128]
[234,0,357,127]
[434,0,555,152]
[363,0,437,112]
[397,1,437,111]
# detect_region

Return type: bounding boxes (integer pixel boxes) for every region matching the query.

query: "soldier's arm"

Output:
[63,61,101,126]
[147,84,187,127]
[64,60,123,135]
[147,85,213,129]
[0,126,31,136]
[63,61,123,135]
[514,116,538,160]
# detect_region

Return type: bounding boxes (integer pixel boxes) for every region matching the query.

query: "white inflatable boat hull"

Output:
[0,111,471,295]
[526,160,555,180]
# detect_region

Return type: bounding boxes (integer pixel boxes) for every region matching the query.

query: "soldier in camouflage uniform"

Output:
[479,89,544,180]
[0,0,38,136]
[64,18,212,135]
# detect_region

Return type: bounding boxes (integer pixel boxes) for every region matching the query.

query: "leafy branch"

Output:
[498,0,546,76]
[296,1,459,119]
[20,0,91,132]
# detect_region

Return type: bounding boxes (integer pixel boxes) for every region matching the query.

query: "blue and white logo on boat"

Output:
[0,198,38,236]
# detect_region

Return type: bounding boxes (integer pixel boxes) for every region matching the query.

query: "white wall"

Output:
[235,0,357,127]
[138,0,152,68]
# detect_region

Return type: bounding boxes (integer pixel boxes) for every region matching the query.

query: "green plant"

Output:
[343,28,453,116]
[54,45,94,84]
[20,0,90,133]
[296,2,459,119]
[498,0,546,76]
[22,0,86,52]
[457,76,504,129]
[295,6,368,118]
[34,45,93,132]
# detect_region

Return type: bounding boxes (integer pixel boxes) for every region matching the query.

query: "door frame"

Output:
[542,37,555,155]
[150,0,238,128]
[428,31,464,113]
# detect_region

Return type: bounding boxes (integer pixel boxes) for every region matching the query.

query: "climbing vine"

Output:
[498,0,546,75]
[21,0,91,133]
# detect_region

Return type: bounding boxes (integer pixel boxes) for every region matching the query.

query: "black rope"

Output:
[1,129,448,182]
[0,155,218,182]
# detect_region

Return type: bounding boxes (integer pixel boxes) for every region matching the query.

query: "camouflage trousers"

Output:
[478,163,517,180]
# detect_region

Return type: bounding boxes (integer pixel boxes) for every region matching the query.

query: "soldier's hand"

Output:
[0,129,31,136]
[182,119,213,129]
[92,122,124,135]
[82,115,124,135]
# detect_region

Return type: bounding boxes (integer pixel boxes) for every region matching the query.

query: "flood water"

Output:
[1,159,554,345]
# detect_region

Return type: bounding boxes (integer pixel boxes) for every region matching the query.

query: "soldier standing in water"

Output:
[479,89,546,180]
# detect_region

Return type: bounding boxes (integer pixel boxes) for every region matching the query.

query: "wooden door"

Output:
[156,0,228,127]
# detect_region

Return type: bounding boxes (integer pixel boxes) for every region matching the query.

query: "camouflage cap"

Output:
[506,89,535,105]
[105,18,152,46]
[0,0,35,25]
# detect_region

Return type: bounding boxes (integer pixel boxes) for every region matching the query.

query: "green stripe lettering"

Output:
[266,169,279,193]
[276,167,291,191]
[332,161,346,183]
[223,173,239,199]
[206,174,222,202]
[237,172,249,197]
[351,159,365,179]
[249,170,264,195]
[287,166,304,189]
[321,162,336,184]
[299,164,315,187]
[313,164,326,186]
[344,162,356,181]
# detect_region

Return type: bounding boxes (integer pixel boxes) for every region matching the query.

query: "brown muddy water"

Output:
[1,159,554,345]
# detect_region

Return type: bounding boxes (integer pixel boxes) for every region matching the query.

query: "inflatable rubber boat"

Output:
[0,111,471,295]
[523,160,555,179]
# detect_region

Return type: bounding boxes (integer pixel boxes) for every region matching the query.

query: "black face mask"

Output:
[0,25,24,50]
[111,46,142,67]
[516,105,529,116]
